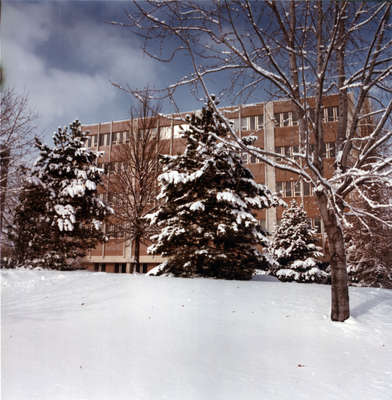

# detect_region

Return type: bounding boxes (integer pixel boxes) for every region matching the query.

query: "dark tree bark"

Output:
[316,190,349,321]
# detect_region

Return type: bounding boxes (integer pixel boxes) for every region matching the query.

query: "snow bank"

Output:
[2,269,392,400]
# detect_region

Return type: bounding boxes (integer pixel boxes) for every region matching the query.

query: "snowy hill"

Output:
[1,269,391,400]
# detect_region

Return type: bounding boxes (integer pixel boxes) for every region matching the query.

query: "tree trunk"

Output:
[134,236,141,274]
[0,145,11,239]
[316,191,350,322]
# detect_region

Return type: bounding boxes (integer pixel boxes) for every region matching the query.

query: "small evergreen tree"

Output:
[270,200,328,283]
[10,120,112,269]
[147,99,281,280]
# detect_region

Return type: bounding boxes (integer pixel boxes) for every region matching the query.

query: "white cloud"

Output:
[2,2,159,139]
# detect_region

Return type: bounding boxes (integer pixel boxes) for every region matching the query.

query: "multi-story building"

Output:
[81,95,342,273]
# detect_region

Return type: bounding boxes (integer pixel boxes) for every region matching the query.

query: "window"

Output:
[241,116,248,131]
[250,154,257,164]
[303,181,311,196]
[160,126,171,139]
[292,145,299,161]
[241,152,248,164]
[275,146,284,161]
[231,118,240,132]
[278,180,311,197]
[116,225,124,238]
[282,112,290,127]
[112,132,117,144]
[104,162,114,174]
[115,263,120,273]
[292,111,299,126]
[276,181,283,195]
[99,133,105,146]
[95,263,106,272]
[121,263,127,273]
[245,115,263,131]
[151,127,158,137]
[285,181,292,197]
[313,218,321,233]
[106,223,116,237]
[326,142,335,158]
[327,106,334,122]
[87,137,92,147]
[307,108,315,123]
[116,161,123,173]
[257,114,264,130]
[274,113,281,127]
[135,263,148,273]
[275,146,299,162]
[320,141,326,158]
[250,116,256,131]
[276,181,293,197]
[294,181,301,197]
[325,106,338,122]
[274,112,298,127]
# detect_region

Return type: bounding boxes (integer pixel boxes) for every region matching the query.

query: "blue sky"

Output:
[2,0,204,142]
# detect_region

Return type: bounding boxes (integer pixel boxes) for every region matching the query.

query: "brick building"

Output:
[81,95,342,273]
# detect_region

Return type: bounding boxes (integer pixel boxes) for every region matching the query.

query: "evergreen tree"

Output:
[345,181,392,288]
[147,99,281,280]
[10,120,112,269]
[270,200,328,283]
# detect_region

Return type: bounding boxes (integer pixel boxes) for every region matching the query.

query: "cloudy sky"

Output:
[2,0,203,143]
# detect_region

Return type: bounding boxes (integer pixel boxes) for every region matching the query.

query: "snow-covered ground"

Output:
[1,269,391,400]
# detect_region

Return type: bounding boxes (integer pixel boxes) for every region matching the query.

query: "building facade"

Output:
[81,95,342,273]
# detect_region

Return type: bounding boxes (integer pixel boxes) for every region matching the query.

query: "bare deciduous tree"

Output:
[106,94,167,273]
[120,0,392,321]
[0,88,37,247]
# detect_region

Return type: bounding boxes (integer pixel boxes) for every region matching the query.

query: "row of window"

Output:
[274,106,339,128]
[86,132,130,147]
[106,223,125,238]
[97,161,128,174]
[240,142,335,165]
[229,115,264,131]
[85,126,178,147]
[94,263,106,272]
[227,106,339,132]
[93,263,149,273]
[97,145,335,172]
[276,180,312,197]
[274,142,336,160]
[85,106,339,146]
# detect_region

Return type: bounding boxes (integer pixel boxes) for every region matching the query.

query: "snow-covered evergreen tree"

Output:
[345,181,392,288]
[11,120,112,269]
[270,200,328,283]
[147,99,281,280]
